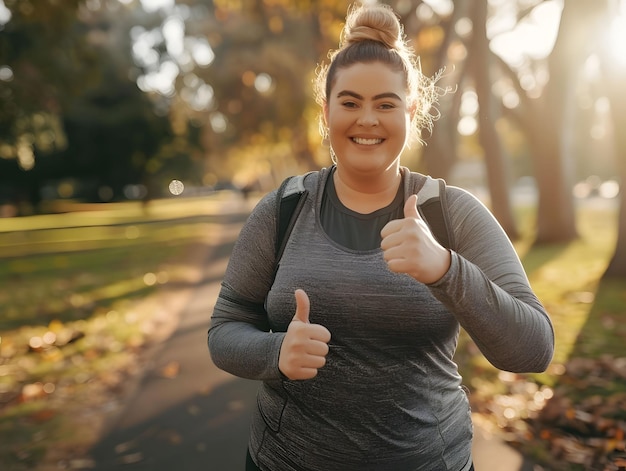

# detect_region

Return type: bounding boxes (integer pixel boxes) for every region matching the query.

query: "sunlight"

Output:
[137,60,179,96]
[421,0,454,17]
[0,0,10,26]
[607,12,626,66]
[140,0,174,14]
[489,0,562,67]
[163,15,185,58]
[130,5,214,98]
[190,37,215,67]
[0,65,12,81]
[210,112,228,133]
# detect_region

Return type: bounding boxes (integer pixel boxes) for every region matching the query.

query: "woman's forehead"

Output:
[330,62,407,98]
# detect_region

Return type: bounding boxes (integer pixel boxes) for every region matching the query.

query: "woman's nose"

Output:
[357,108,378,126]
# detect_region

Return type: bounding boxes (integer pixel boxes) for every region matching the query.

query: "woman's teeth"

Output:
[352,137,383,145]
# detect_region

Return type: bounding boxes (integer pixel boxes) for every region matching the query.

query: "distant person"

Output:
[208,3,554,470]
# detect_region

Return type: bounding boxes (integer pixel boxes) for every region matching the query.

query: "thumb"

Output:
[293,289,310,323]
[404,194,421,219]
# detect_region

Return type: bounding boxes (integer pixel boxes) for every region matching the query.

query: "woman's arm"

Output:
[428,186,555,373]
[207,192,286,381]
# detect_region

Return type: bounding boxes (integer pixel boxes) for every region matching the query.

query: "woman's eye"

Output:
[379,103,395,110]
[342,101,357,108]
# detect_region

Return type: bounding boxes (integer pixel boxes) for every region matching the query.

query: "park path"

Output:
[84,197,538,471]
[86,200,257,470]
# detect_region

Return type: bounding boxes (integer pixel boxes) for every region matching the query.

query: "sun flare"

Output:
[607,13,626,66]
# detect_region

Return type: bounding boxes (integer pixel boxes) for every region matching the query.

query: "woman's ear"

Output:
[408,101,418,121]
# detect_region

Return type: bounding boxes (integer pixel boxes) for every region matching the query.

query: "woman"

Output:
[208,3,554,470]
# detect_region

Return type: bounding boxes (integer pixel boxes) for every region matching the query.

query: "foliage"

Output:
[0,0,174,210]
[1,1,623,219]
[0,0,92,144]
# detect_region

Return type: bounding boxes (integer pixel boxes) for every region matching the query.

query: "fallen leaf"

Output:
[118,452,143,464]
[159,361,180,379]
[29,409,56,423]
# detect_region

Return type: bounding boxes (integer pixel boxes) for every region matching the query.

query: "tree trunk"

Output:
[530,1,600,243]
[492,1,607,244]
[418,2,465,179]
[600,9,626,278]
[604,193,626,278]
[470,0,518,239]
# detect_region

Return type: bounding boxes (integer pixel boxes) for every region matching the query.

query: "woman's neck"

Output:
[333,166,402,214]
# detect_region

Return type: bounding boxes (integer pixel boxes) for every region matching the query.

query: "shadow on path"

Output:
[89,376,258,471]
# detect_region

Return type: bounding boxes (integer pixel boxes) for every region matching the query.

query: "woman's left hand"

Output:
[381,194,451,284]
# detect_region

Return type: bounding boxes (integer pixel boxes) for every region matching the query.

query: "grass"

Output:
[0,194,623,470]
[0,222,211,329]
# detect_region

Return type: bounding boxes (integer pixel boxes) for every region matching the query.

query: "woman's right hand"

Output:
[278,289,331,380]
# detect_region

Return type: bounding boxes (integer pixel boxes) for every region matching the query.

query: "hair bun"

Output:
[341,4,403,50]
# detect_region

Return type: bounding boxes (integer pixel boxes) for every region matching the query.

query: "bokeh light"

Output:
[0,0,11,25]
[0,65,13,81]
[143,272,157,286]
[168,179,185,195]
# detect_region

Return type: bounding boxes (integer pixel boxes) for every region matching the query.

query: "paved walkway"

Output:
[85,202,539,471]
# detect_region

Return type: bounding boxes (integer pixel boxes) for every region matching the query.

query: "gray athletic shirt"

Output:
[208,166,554,471]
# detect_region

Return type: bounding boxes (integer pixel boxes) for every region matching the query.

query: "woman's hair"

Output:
[314,2,443,145]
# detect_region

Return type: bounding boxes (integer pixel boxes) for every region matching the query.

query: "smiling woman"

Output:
[208,3,554,471]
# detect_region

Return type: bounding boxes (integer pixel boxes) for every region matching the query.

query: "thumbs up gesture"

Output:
[380,194,451,284]
[278,289,331,380]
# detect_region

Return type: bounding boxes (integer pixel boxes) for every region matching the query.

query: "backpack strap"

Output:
[275,173,311,262]
[416,177,454,250]
[274,171,453,266]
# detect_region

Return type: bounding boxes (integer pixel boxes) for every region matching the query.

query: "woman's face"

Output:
[324,61,413,180]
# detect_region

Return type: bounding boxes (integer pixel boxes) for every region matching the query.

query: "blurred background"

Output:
[0,0,624,235]
[1,0,625,470]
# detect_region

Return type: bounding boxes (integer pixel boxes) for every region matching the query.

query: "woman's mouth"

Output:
[352,137,384,145]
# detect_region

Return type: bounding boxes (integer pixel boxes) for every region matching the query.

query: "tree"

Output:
[603,102,626,278]
[0,0,96,157]
[599,7,626,278]
[469,0,518,239]
[391,0,463,179]
[530,0,599,243]
[492,0,609,244]
[0,0,174,210]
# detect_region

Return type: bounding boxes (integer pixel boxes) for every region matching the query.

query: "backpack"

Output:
[274,171,454,265]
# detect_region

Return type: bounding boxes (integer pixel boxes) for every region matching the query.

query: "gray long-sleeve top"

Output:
[208,166,554,471]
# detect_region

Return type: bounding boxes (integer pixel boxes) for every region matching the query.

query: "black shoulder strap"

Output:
[274,172,453,265]
[275,173,309,262]
[416,177,454,250]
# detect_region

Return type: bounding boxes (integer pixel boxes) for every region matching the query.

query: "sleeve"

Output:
[428,186,555,373]
[207,191,286,381]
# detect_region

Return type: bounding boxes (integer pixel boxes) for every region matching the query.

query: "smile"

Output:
[352,137,384,145]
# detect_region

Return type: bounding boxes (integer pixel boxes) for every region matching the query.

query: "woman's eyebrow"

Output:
[336,90,402,101]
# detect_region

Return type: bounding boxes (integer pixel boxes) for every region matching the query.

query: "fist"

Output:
[380,194,451,284]
[278,289,331,380]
